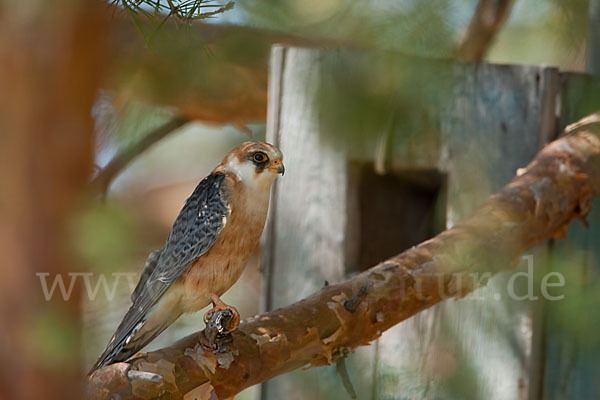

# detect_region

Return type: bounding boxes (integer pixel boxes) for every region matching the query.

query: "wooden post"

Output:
[263,46,373,400]
[532,13,600,390]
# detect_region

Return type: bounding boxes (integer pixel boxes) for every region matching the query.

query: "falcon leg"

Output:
[201,294,240,350]
[203,293,240,335]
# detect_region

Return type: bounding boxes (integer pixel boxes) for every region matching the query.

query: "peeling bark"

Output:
[88,118,600,400]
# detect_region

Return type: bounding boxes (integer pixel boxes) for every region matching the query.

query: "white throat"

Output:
[225,159,277,193]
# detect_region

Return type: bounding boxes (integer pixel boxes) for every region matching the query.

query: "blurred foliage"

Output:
[547,220,600,350]
[116,33,266,104]
[25,308,79,368]
[107,11,271,127]
[69,202,142,273]
[114,0,591,65]
[236,0,591,63]
[239,0,470,57]
[316,50,452,156]
[552,264,600,350]
[93,91,173,160]
[560,74,600,128]
[545,0,590,51]
[489,0,590,67]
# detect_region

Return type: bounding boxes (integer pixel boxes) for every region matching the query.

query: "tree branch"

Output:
[457,0,514,62]
[87,116,600,399]
[91,116,189,194]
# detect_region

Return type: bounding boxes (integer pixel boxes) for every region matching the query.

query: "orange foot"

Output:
[203,294,240,335]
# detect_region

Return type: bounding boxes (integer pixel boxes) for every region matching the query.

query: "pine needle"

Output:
[111,0,234,22]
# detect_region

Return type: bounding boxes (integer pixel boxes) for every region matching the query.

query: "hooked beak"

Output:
[269,159,285,175]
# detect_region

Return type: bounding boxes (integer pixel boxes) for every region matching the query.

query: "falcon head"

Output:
[219,141,284,189]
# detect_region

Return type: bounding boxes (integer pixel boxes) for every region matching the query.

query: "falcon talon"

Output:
[203,302,239,349]
[90,142,284,374]
[204,295,240,334]
[200,329,234,352]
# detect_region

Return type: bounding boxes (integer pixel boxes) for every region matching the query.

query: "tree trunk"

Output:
[0,1,111,399]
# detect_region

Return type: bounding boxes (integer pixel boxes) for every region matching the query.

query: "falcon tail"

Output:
[87,306,179,375]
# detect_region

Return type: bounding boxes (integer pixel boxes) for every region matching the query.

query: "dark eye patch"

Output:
[249,151,269,171]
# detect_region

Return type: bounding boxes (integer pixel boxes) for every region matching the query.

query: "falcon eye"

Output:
[253,152,267,163]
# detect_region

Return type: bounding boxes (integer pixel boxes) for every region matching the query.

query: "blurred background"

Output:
[1,0,599,399]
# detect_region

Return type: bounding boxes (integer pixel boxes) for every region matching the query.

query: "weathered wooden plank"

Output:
[588,0,600,75]
[440,63,559,225]
[558,73,600,131]
[538,73,600,400]
[263,46,375,400]
[539,207,600,400]
[265,47,350,310]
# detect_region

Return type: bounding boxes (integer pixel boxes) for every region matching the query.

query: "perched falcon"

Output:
[89,141,284,374]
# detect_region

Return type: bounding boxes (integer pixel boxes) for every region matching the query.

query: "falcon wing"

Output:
[131,249,162,302]
[90,172,230,373]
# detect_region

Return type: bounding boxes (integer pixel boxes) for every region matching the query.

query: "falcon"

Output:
[89,141,284,374]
